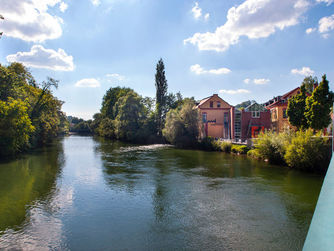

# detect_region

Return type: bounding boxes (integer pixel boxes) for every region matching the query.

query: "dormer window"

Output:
[210,101,213,108]
[217,101,221,108]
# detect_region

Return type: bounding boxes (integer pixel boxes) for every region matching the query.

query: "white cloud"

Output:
[318,14,334,38]
[306,27,316,34]
[184,0,309,52]
[0,0,64,42]
[291,66,314,76]
[244,78,250,84]
[192,2,202,19]
[106,73,125,82]
[253,78,270,85]
[219,89,250,94]
[6,45,74,71]
[75,78,100,88]
[59,2,68,12]
[91,0,101,6]
[316,0,334,5]
[191,2,209,21]
[190,64,231,75]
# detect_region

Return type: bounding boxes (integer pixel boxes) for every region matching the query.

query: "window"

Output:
[283,108,288,118]
[202,113,207,123]
[217,101,221,108]
[252,111,260,118]
[271,109,277,120]
[210,101,213,108]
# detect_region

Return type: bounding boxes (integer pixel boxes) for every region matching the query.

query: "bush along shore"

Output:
[199,129,331,174]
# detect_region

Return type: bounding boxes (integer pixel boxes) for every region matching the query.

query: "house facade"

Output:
[264,87,300,132]
[196,94,234,139]
[237,102,271,141]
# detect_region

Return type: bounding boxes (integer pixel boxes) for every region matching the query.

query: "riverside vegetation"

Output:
[0,63,68,156]
[0,60,332,173]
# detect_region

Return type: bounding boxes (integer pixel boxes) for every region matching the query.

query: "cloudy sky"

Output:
[0,0,333,119]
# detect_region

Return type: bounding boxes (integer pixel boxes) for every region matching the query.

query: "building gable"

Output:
[197,94,232,109]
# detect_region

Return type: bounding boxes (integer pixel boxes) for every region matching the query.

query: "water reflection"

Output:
[0,136,324,250]
[0,139,68,250]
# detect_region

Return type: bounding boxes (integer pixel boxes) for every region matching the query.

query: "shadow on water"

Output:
[0,139,65,233]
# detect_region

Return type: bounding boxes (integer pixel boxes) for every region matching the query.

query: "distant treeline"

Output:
[0,63,68,156]
[70,59,201,146]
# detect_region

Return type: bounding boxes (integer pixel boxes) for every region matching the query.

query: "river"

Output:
[0,135,324,250]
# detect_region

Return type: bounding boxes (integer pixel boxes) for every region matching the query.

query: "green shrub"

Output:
[231,144,249,154]
[247,149,261,159]
[254,130,292,164]
[284,129,331,172]
[199,137,215,151]
[220,141,232,153]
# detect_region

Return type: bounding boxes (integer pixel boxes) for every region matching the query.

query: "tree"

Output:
[113,91,146,141]
[305,75,332,130]
[155,58,168,136]
[287,84,308,130]
[301,76,318,94]
[163,100,199,147]
[101,87,132,119]
[0,98,35,155]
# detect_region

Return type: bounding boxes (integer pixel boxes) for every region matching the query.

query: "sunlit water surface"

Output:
[0,136,323,250]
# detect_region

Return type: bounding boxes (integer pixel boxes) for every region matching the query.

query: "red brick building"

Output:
[235,102,271,141]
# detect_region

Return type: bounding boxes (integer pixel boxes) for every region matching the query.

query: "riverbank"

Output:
[197,129,331,174]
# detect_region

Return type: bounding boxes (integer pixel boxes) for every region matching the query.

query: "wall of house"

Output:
[270,105,290,132]
[241,110,271,140]
[198,94,234,139]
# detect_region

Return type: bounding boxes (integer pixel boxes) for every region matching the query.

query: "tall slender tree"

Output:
[155,58,168,136]
[305,74,332,130]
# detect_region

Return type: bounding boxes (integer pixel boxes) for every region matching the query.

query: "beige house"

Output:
[264,87,301,132]
[196,94,234,139]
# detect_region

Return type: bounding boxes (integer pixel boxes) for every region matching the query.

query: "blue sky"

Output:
[0,0,333,119]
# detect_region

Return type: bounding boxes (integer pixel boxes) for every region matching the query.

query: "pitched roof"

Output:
[196,94,232,108]
[265,87,300,108]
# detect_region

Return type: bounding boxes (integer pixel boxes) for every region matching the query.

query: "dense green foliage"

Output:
[301,76,318,94]
[0,98,35,155]
[253,129,331,172]
[163,100,199,147]
[253,130,292,164]
[155,58,168,136]
[0,63,68,156]
[231,145,249,154]
[285,129,330,173]
[305,75,332,130]
[287,85,308,129]
[247,149,261,159]
[288,75,332,131]
[94,87,160,143]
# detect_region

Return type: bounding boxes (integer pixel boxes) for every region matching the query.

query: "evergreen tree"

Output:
[287,84,308,130]
[305,75,332,130]
[155,58,168,136]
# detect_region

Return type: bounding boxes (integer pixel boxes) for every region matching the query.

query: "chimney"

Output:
[313,83,318,91]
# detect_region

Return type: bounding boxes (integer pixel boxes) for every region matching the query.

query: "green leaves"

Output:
[305,75,332,130]
[0,63,66,156]
[287,74,332,131]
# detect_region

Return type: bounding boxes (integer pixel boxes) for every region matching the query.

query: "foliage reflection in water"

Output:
[0,136,324,250]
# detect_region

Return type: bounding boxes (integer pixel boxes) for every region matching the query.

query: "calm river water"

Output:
[0,136,324,250]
